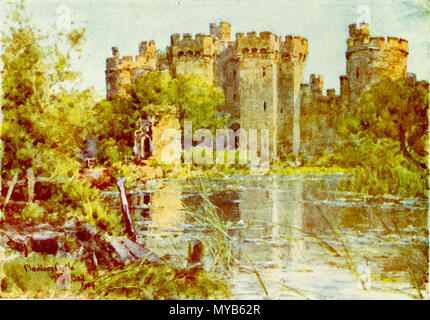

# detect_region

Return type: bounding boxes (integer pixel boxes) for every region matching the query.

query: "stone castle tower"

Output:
[105,41,157,99]
[299,22,414,155]
[343,22,409,109]
[236,32,308,156]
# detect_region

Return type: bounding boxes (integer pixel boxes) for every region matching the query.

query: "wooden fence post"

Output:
[3,171,18,210]
[27,167,35,204]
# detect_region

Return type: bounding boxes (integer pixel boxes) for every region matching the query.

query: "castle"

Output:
[106,22,420,158]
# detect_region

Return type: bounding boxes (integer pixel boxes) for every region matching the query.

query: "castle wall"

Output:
[299,76,345,156]
[152,115,181,164]
[235,32,308,158]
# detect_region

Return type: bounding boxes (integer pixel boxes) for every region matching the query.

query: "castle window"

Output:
[233,94,237,101]
[243,48,249,55]
[233,70,237,79]
[262,68,266,77]
[178,51,184,58]
[187,50,193,56]
[261,48,267,54]
[356,69,359,79]
[195,51,201,56]
[264,101,267,111]
[252,48,258,54]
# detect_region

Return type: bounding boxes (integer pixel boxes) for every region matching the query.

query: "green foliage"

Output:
[357,78,428,168]
[1,2,123,235]
[334,78,429,198]
[4,176,125,236]
[93,71,227,165]
[1,1,96,180]
[130,72,227,131]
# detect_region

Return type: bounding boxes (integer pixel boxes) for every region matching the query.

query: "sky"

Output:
[4,0,429,97]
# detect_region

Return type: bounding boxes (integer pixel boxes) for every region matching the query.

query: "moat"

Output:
[103,174,428,300]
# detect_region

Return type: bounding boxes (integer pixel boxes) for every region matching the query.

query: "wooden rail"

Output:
[1,169,70,209]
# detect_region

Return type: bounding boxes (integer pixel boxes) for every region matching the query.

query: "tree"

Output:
[1,1,96,180]
[94,71,227,164]
[129,71,227,131]
[356,78,428,169]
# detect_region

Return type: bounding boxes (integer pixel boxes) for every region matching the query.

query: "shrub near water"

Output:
[5,177,125,237]
[334,138,428,198]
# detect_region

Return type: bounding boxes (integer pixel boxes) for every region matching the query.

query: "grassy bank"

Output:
[0,251,230,299]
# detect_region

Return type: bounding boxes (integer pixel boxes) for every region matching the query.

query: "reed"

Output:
[183,178,269,297]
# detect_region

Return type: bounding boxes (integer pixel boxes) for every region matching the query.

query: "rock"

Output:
[30,232,59,255]
[0,220,161,270]
[76,222,98,242]
[187,240,204,266]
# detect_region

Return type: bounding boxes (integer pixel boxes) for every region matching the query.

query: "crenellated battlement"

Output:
[347,35,408,56]
[348,23,370,40]
[326,89,336,98]
[236,31,280,56]
[210,21,231,41]
[280,35,308,63]
[347,22,408,56]
[170,33,215,58]
[310,74,324,93]
[106,41,156,71]
[345,23,410,109]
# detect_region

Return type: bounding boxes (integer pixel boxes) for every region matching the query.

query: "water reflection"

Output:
[119,175,427,299]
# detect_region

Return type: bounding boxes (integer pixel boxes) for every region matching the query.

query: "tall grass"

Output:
[338,166,428,199]
[91,260,229,299]
[368,205,428,300]
[0,250,230,300]
[183,178,269,296]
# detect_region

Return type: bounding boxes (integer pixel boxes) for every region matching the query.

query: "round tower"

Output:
[346,22,409,108]
[105,47,121,100]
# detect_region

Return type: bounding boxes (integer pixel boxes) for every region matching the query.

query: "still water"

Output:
[104,174,428,300]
